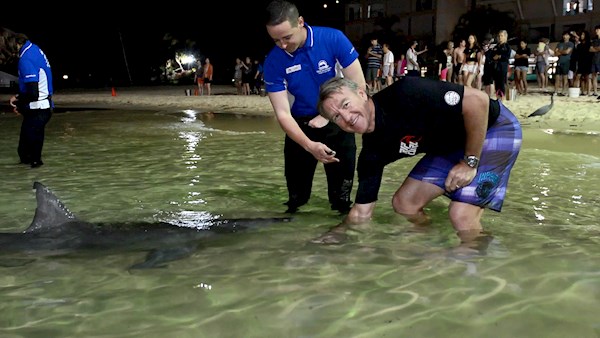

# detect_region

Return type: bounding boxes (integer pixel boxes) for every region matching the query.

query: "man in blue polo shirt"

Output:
[8,33,53,168]
[263,0,366,214]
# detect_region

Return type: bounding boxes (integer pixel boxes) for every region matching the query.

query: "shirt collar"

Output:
[19,41,33,58]
[284,23,314,57]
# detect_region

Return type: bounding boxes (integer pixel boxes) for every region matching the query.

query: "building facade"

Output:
[344,0,599,45]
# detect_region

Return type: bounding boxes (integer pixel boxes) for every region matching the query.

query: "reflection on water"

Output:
[1,109,599,337]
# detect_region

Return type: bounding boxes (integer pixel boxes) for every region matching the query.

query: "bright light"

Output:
[62,74,69,80]
[323,3,328,8]
[181,54,196,65]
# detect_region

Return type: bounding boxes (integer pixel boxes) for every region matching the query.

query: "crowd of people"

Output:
[362,26,600,101]
[193,57,214,96]
[233,56,264,96]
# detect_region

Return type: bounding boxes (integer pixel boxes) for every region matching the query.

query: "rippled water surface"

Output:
[0,108,599,337]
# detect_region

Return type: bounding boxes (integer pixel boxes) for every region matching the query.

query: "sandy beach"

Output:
[2,84,600,132]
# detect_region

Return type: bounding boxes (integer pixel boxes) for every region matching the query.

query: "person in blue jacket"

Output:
[8,33,53,168]
[262,0,366,214]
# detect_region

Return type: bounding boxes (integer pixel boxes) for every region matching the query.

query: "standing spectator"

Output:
[439,40,454,82]
[253,58,264,95]
[534,38,552,92]
[568,31,580,88]
[381,42,394,87]
[452,39,466,84]
[490,30,511,100]
[194,60,204,95]
[476,48,485,90]
[262,0,366,214]
[8,34,53,168]
[591,25,600,98]
[513,39,531,95]
[203,57,214,96]
[554,31,574,96]
[406,40,427,77]
[396,53,407,79]
[481,38,497,97]
[461,34,482,87]
[241,56,253,95]
[233,57,244,95]
[365,37,383,93]
[574,31,592,96]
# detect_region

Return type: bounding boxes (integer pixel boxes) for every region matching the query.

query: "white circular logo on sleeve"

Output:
[444,91,460,106]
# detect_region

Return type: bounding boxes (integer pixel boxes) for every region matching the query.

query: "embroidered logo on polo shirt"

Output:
[316,60,332,74]
[399,135,421,155]
[286,64,302,74]
[444,91,460,106]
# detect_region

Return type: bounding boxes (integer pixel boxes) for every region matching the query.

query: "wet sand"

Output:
[2,84,600,132]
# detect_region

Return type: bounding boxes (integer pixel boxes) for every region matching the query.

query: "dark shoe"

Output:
[283,201,299,214]
[597,95,600,100]
[285,205,299,214]
[30,161,43,168]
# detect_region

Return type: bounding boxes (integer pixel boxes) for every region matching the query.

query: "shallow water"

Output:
[0,108,599,337]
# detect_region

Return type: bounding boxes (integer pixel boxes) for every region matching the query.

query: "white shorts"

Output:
[382,65,395,77]
[461,63,478,73]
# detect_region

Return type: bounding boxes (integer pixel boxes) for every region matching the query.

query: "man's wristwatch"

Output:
[463,155,479,168]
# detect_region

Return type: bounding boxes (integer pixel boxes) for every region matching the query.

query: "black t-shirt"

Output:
[355,77,499,204]
[514,47,531,67]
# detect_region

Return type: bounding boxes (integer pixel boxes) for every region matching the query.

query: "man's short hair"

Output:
[264,0,299,26]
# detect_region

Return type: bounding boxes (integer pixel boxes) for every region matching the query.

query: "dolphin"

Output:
[0,182,291,269]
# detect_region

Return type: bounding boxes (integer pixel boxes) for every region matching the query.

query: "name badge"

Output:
[286,64,302,74]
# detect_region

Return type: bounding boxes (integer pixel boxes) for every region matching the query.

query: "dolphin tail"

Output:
[26,182,78,233]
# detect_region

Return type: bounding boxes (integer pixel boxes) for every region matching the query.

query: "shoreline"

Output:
[2,84,600,132]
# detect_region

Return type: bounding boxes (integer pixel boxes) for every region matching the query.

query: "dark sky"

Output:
[2,1,345,87]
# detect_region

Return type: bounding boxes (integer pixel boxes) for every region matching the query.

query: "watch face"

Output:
[465,156,479,168]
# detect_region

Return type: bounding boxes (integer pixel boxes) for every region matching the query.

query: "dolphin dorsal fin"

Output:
[25,182,78,233]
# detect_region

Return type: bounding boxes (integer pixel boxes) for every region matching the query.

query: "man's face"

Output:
[321,86,373,134]
[595,28,600,38]
[266,17,305,54]
[563,33,571,41]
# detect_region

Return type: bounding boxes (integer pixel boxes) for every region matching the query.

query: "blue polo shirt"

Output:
[263,23,359,118]
[18,40,53,109]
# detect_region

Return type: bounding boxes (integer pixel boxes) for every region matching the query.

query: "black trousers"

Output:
[284,118,356,210]
[18,107,52,164]
[493,61,509,96]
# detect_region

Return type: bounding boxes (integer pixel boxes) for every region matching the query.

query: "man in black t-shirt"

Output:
[313,76,522,245]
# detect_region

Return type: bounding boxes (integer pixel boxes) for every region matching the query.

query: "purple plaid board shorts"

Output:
[408,101,522,212]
